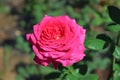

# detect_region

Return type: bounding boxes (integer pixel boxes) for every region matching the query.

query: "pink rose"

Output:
[26,15,86,69]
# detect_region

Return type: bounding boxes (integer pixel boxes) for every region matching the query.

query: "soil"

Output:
[0,47,31,80]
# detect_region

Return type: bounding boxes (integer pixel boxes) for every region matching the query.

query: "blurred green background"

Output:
[0,0,120,80]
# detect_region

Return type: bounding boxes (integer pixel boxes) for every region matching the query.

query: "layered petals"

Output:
[26,15,86,69]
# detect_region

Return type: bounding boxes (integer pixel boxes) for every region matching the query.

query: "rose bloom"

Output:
[26,15,86,69]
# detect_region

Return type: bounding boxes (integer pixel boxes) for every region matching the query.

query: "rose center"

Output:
[41,26,64,40]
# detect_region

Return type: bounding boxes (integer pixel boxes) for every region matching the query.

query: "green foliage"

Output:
[45,72,61,80]
[113,46,120,60]
[114,71,120,80]
[113,63,120,71]
[108,6,120,24]
[26,65,38,75]
[0,0,119,80]
[83,74,99,80]
[90,11,103,26]
[66,6,80,18]
[39,66,59,75]
[64,74,80,80]
[16,65,40,80]
[15,36,30,53]
[107,5,120,80]
[87,57,110,72]
[4,45,11,69]
[15,75,24,80]
[85,39,105,50]
[105,24,120,32]
[113,63,120,80]
[18,67,29,78]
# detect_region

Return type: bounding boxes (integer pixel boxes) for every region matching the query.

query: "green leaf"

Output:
[113,46,120,59]
[78,64,88,75]
[91,12,103,26]
[26,65,38,75]
[48,10,63,16]
[78,20,86,26]
[39,66,58,75]
[85,39,105,50]
[15,36,31,53]
[96,34,112,42]
[15,75,24,80]
[96,34,115,53]
[113,63,120,71]
[83,74,99,80]
[105,24,120,32]
[45,72,61,79]
[18,67,29,78]
[66,6,80,18]
[24,42,30,53]
[114,71,120,80]
[108,6,120,24]
[65,74,81,80]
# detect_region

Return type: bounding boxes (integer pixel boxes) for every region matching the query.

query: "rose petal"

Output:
[32,45,44,60]
[34,55,50,66]
[30,33,37,45]
[26,15,86,68]
[33,24,40,40]
[26,33,31,41]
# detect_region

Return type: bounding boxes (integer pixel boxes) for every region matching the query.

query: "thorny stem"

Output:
[113,31,120,80]
[68,66,75,75]
[116,31,120,46]
[67,65,78,77]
